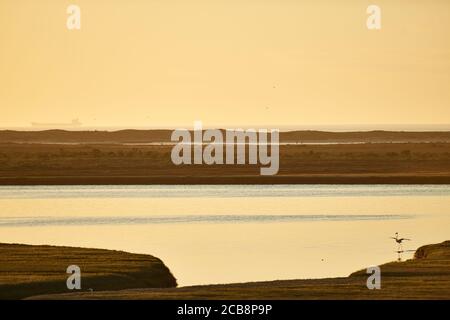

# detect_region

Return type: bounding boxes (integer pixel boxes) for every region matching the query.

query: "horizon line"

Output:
[2,123,450,133]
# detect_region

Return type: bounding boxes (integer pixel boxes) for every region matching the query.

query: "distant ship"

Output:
[31,119,82,128]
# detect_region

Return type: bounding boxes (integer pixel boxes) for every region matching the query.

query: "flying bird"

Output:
[391,232,411,251]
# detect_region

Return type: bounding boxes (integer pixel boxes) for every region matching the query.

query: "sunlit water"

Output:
[0,185,449,286]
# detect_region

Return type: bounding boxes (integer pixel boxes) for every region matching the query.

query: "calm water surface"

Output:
[0,185,449,286]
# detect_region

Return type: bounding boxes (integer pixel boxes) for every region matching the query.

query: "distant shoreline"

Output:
[3,124,450,132]
[2,129,450,144]
[1,135,449,185]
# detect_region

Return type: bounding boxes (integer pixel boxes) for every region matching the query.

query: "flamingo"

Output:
[391,232,411,251]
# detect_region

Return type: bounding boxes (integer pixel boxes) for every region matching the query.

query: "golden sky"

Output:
[1,0,449,128]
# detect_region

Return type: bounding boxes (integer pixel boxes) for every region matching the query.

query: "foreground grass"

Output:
[0,243,177,300]
[30,241,450,300]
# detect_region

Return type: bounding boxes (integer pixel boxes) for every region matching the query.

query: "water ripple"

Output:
[0,214,412,227]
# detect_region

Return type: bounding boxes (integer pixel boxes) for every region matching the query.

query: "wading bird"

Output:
[391,232,411,251]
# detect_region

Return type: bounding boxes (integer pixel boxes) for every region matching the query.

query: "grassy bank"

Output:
[0,243,177,300]
[1,142,450,184]
[29,241,450,300]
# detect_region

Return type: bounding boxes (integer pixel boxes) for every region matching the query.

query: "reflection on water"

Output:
[0,185,449,286]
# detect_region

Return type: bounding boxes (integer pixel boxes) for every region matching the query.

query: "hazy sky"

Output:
[1,0,449,128]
